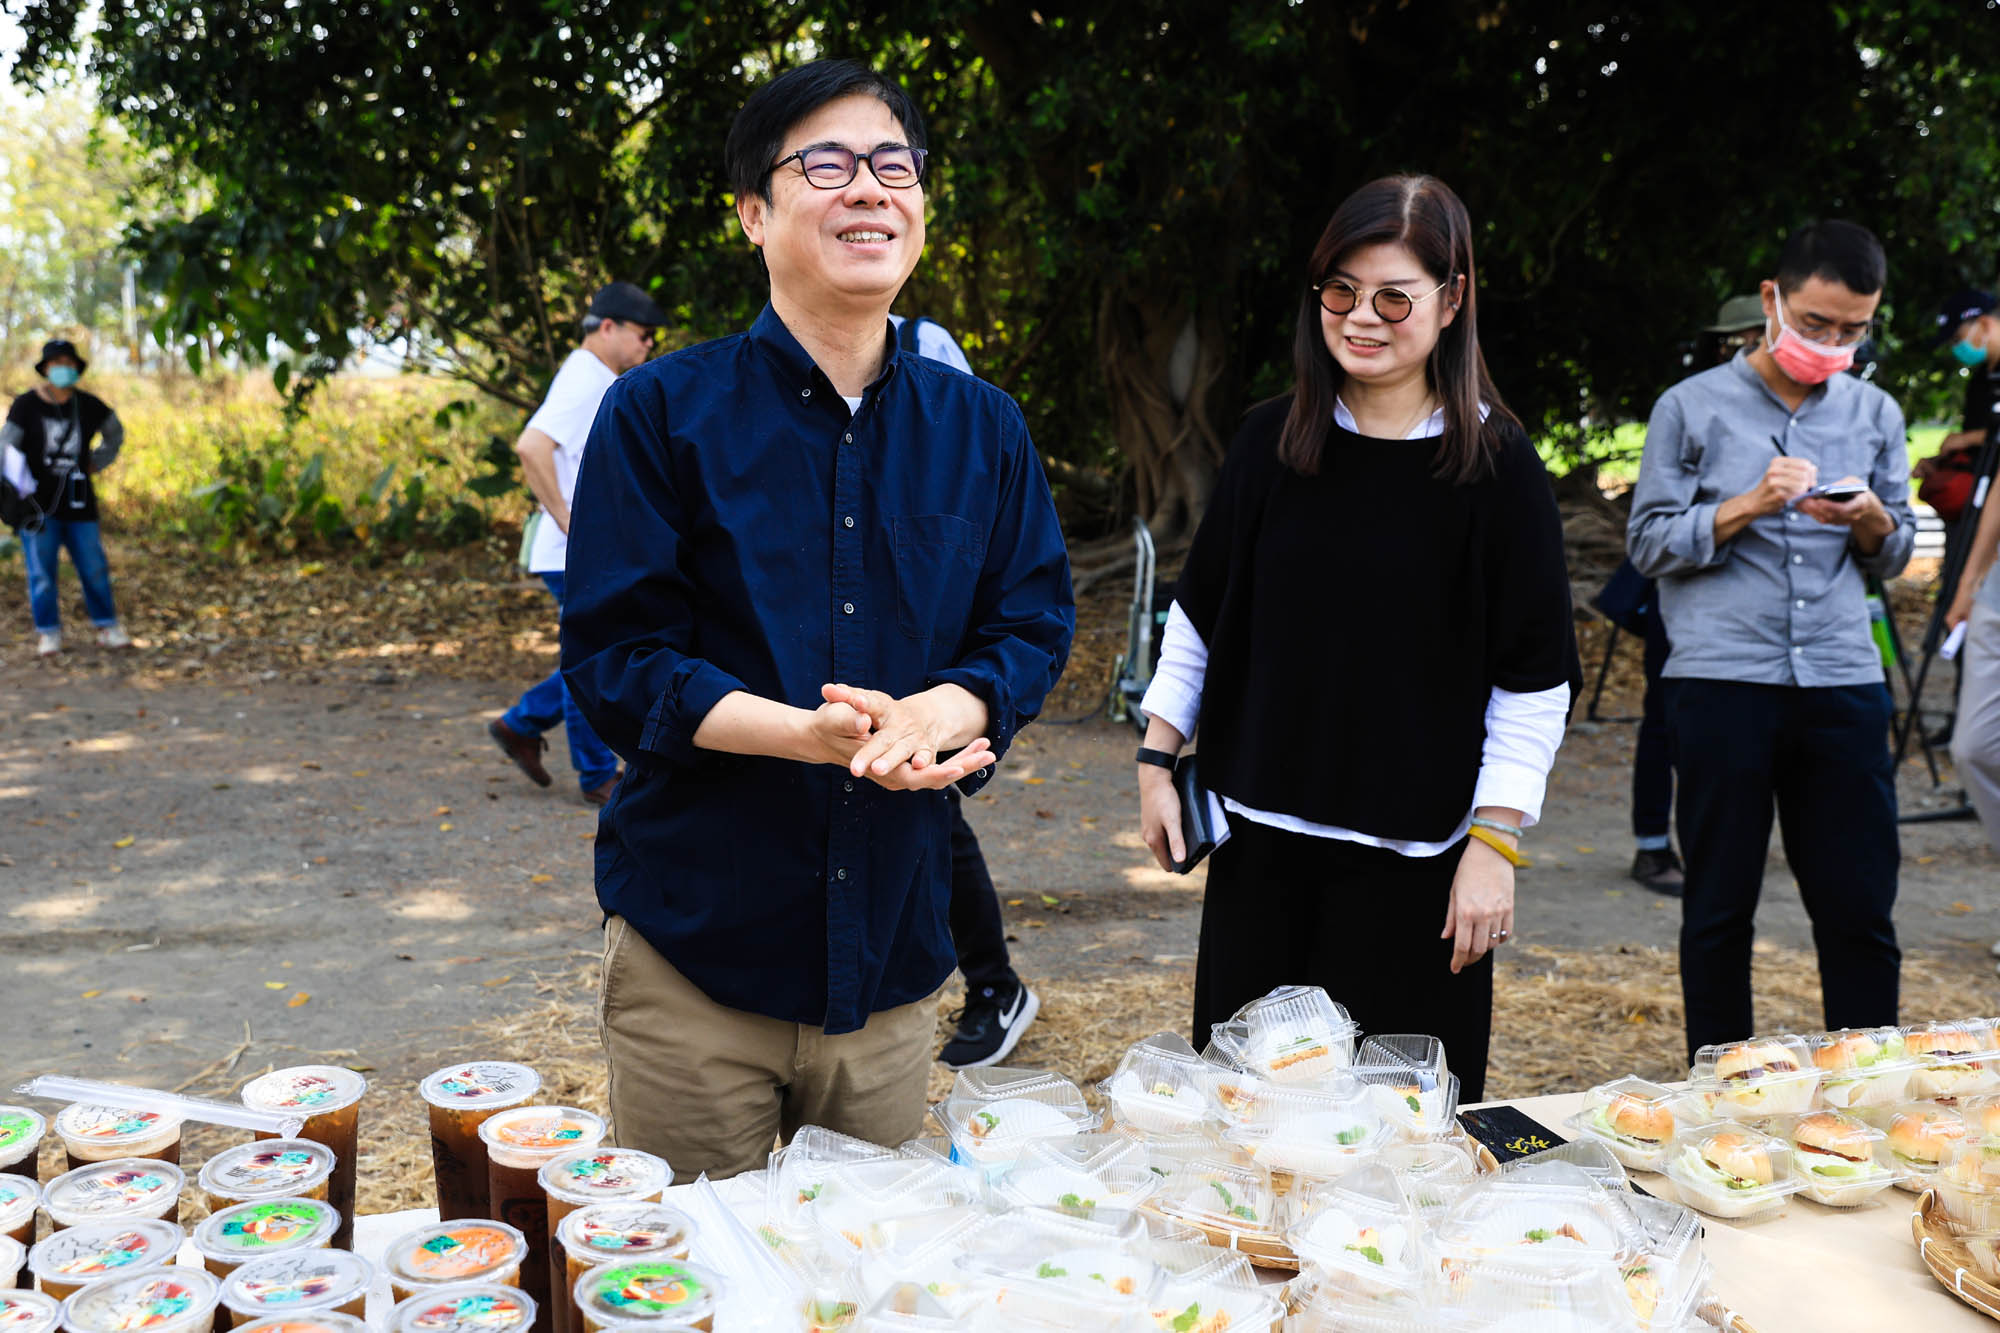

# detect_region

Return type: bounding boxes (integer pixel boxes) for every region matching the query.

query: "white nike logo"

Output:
[997,988,1024,1027]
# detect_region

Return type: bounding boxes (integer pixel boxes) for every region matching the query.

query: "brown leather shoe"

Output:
[583,773,621,806]
[488,718,553,787]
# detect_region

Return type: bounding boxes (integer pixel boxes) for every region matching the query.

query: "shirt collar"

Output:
[1726,347,1836,411]
[1333,395,1479,440]
[748,303,904,396]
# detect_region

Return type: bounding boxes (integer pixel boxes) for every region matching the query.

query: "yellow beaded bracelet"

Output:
[1467,825,1530,867]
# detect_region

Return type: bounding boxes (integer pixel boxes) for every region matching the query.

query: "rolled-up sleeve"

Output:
[1856,397,1916,579]
[561,374,748,772]
[1628,391,1727,579]
[928,407,1075,794]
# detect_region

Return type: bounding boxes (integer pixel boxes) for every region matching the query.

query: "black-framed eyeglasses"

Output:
[769,144,929,190]
[1313,276,1450,323]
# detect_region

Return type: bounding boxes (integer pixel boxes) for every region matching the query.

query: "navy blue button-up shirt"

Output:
[561,305,1075,1034]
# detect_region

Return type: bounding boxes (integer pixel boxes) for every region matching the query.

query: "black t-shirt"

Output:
[1174,396,1581,842]
[1965,364,1999,440]
[5,389,112,522]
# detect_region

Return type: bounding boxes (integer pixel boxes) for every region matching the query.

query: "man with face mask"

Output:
[2,339,131,657]
[1629,221,1915,1060]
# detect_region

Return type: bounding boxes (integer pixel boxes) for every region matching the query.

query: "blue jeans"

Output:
[502,572,619,792]
[22,519,118,634]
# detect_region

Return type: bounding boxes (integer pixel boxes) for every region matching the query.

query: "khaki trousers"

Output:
[597,914,939,1183]
[1954,598,2000,856]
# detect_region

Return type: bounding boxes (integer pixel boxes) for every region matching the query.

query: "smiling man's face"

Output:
[738,93,925,321]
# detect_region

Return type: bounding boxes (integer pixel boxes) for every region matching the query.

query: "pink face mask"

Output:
[1766,289,1857,385]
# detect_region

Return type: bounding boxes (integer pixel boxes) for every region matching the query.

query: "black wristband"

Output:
[1135,746,1178,770]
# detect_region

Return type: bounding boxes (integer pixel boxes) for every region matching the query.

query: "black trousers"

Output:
[1191,819,1494,1104]
[1667,679,1900,1062]
[946,791,1018,998]
[1632,609,1675,840]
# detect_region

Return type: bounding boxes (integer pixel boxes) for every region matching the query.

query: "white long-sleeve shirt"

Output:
[1139,397,1570,857]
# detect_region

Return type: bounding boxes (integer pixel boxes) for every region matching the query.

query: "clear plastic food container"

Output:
[848,1207,990,1317]
[197,1140,337,1208]
[1349,1066,1461,1142]
[1502,1138,1630,1194]
[1146,1158,1283,1239]
[1960,1095,2000,1141]
[974,1282,1154,1332]
[390,1283,538,1333]
[1662,1123,1801,1220]
[1097,1034,1216,1134]
[1805,1026,1919,1110]
[1688,1036,1821,1119]
[1432,1252,1645,1329]
[1876,1102,1971,1191]
[766,1126,898,1235]
[1563,1076,1683,1173]
[1937,1136,2000,1231]
[1283,1165,1425,1297]
[0,1173,37,1245]
[1232,987,1358,1085]
[998,1156,1160,1220]
[1014,1133,1149,1177]
[60,1267,221,1333]
[1906,1020,2000,1100]
[1368,1140,1479,1221]
[42,1157,185,1226]
[1355,1035,1448,1086]
[1428,1174,1647,1270]
[1198,1023,1265,1122]
[805,1156,982,1254]
[1617,1193,1711,1328]
[571,1259,721,1332]
[1142,1280,1283,1333]
[26,1219,183,1303]
[1953,1230,2000,1285]
[1223,1084,1389,1181]
[940,1069,1097,1174]
[1774,1110,1902,1207]
[857,1283,961,1331]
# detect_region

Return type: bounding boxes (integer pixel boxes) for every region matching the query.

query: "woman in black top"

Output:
[1134,176,1578,1102]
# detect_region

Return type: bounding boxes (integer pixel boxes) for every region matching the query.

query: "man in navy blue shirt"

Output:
[562,59,1074,1181]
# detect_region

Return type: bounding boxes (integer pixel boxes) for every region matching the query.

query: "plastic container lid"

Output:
[240,1068,367,1117]
[1878,1102,1971,1174]
[0,1233,21,1281]
[475,1107,607,1164]
[1805,1027,1920,1109]
[1429,1173,1648,1269]
[940,1068,1097,1166]
[389,1284,537,1333]
[220,1250,374,1318]
[1431,1253,1644,1329]
[1097,1033,1215,1135]
[1503,1139,1630,1194]
[571,1259,722,1328]
[1010,1133,1149,1178]
[1688,1036,1822,1119]
[1350,1066,1461,1141]
[1147,1158,1281,1236]
[858,1284,960,1330]
[0,1290,60,1333]
[198,1140,337,1203]
[1197,1022,1266,1122]
[42,1159,185,1224]
[1144,1281,1283,1333]
[847,1210,991,1317]
[52,1105,182,1153]
[0,1107,46,1160]
[383,1220,529,1289]
[556,1202,696,1267]
[806,1157,982,1254]
[1961,1095,2000,1141]
[27,1220,182,1287]
[1779,1110,1902,1207]
[0,1173,40,1233]
[1355,1035,1449,1085]
[418,1063,543,1111]
[1907,1020,2000,1100]
[537,1149,669,1206]
[1223,1083,1390,1179]
[1563,1076,1682,1172]
[237,1317,371,1333]
[59,1267,221,1333]
[193,1199,340,1265]
[997,1156,1160,1220]
[767,1127,898,1236]
[1284,1164,1426,1294]
[1662,1123,1803,1220]
[1231,986,1357,1085]
[1366,1140,1479,1220]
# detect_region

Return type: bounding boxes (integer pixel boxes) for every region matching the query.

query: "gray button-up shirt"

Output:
[1628,353,1914,687]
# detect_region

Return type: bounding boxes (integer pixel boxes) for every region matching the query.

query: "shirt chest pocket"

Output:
[893,514,985,642]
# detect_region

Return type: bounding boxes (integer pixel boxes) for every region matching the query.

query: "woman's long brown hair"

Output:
[1277,174,1519,483]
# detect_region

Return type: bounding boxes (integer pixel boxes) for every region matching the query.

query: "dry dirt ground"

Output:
[2,536,1997,1187]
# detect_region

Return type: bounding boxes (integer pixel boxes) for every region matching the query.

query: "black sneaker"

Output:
[939,980,1040,1070]
[1631,846,1685,897]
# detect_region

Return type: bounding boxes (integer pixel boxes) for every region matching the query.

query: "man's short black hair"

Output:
[724,58,927,205]
[1775,220,1887,296]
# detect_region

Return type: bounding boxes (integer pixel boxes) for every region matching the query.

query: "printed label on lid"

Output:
[243,1070,363,1113]
[231,1255,361,1308]
[400,1227,517,1279]
[0,1295,58,1333]
[0,1180,34,1212]
[0,1113,40,1152]
[576,1216,682,1254]
[548,1152,657,1194]
[404,1293,530,1332]
[42,1229,159,1276]
[423,1065,538,1105]
[210,1204,328,1254]
[53,1166,177,1214]
[72,1277,201,1331]
[208,1146,329,1193]
[492,1116,588,1149]
[587,1264,704,1314]
[58,1107,170,1141]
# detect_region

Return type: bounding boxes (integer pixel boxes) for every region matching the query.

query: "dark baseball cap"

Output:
[587,281,668,326]
[1934,287,1997,347]
[34,338,88,376]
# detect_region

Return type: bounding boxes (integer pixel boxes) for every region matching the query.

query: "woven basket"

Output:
[1915,1187,2000,1321]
